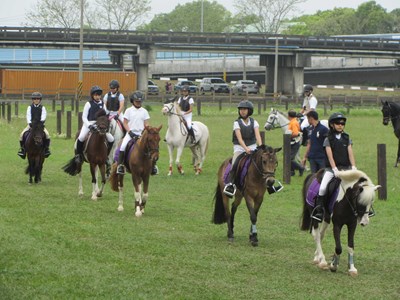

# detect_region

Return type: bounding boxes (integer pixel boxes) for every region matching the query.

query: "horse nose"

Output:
[360,214,369,226]
[266,177,275,186]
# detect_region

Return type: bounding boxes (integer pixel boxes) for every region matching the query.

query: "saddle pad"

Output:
[306,178,340,214]
[114,139,136,165]
[223,157,251,189]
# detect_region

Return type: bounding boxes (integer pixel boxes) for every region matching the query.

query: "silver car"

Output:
[199,77,230,94]
[148,80,159,95]
[232,80,259,95]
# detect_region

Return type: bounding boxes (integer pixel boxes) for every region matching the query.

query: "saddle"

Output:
[22,129,32,144]
[224,153,252,191]
[114,138,137,172]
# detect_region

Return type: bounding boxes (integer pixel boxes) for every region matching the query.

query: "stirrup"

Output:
[44,149,51,158]
[272,181,284,193]
[117,164,125,175]
[18,149,26,159]
[311,207,324,222]
[223,184,236,198]
[74,154,83,164]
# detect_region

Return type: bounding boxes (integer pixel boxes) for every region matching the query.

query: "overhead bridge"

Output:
[1,27,400,94]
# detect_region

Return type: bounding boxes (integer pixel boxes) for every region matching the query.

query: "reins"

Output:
[165,102,189,136]
[250,149,276,179]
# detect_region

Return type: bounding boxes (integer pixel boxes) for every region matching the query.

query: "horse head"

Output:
[143,125,163,163]
[381,100,391,126]
[95,109,110,135]
[255,145,282,187]
[264,108,288,132]
[162,101,176,116]
[31,121,45,146]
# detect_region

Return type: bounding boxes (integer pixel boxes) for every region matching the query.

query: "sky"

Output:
[0,0,398,27]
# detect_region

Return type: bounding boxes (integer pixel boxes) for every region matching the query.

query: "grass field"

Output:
[1,101,400,299]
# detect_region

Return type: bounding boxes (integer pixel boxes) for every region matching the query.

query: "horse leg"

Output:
[347,223,358,277]
[330,223,343,273]
[117,174,124,212]
[141,178,150,214]
[134,184,143,217]
[78,171,84,197]
[175,146,185,175]
[396,140,400,167]
[90,164,99,201]
[228,197,241,242]
[311,222,329,269]
[167,144,174,176]
[96,164,107,198]
[246,197,261,247]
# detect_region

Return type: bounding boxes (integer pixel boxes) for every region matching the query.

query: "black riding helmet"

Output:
[109,80,120,89]
[303,84,313,93]
[90,85,103,97]
[130,91,144,104]
[329,112,347,124]
[31,91,42,100]
[237,100,254,117]
[181,85,190,93]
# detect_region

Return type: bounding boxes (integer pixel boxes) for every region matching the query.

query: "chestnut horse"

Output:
[301,169,380,276]
[62,110,110,200]
[212,145,281,246]
[109,125,162,216]
[24,121,46,184]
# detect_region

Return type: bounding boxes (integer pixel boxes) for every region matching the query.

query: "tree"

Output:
[138,0,232,32]
[233,0,305,33]
[25,0,150,30]
[354,1,392,34]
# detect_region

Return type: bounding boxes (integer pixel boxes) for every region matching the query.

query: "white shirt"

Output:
[302,93,318,112]
[124,106,150,135]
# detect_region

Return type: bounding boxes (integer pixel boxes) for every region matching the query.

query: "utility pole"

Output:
[76,0,84,114]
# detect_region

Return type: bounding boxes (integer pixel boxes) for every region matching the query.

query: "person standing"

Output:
[301,111,328,174]
[288,110,305,176]
[18,92,51,159]
[103,79,125,124]
[312,112,356,222]
[177,85,196,143]
[74,86,114,165]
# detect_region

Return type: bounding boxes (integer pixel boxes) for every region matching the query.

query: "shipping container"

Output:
[0,69,137,98]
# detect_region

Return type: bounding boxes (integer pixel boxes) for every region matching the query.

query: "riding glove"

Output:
[89,124,97,131]
[333,167,339,177]
[129,131,137,139]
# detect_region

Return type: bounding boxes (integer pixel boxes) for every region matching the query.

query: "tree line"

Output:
[25,0,399,36]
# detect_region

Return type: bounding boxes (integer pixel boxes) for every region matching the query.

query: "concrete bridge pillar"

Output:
[260,53,311,96]
[135,48,156,92]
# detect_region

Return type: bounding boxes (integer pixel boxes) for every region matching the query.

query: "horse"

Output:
[162,100,209,175]
[300,169,380,276]
[212,145,282,246]
[109,125,162,216]
[24,121,46,184]
[107,117,125,177]
[381,100,400,167]
[62,110,110,200]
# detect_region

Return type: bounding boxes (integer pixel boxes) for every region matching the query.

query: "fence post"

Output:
[377,144,387,200]
[260,131,265,145]
[197,99,201,116]
[257,100,261,115]
[78,112,83,130]
[66,111,72,139]
[7,103,11,123]
[218,98,222,111]
[1,102,5,119]
[52,99,56,112]
[283,134,291,184]
[61,99,65,114]
[57,110,62,135]
[14,101,18,117]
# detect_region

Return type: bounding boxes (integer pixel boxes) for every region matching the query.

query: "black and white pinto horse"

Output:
[381,100,400,167]
[301,169,380,276]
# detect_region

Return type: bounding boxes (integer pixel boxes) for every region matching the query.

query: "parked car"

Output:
[231,80,259,95]
[174,80,198,94]
[148,80,159,95]
[199,77,230,94]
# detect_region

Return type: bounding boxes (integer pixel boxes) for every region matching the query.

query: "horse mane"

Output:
[95,108,107,118]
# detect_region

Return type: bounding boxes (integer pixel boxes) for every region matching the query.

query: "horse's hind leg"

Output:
[311,223,329,269]
[167,145,174,176]
[396,140,400,167]
[117,175,124,212]
[78,172,84,197]
[175,146,185,175]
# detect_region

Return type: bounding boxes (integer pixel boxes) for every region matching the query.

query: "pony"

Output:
[107,117,125,177]
[62,110,110,200]
[109,125,162,216]
[300,169,380,276]
[381,100,400,167]
[212,145,282,246]
[161,100,209,175]
[24,121,46,184]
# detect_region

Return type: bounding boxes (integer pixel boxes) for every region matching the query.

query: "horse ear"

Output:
[374,185,382,191]
[157,124,163,131]
[274,147,282,153]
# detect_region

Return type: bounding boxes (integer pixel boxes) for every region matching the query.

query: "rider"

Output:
[74,86,114,165]
[177,85,196,143]
[103,79,125,124]
[300,84,318,145]
[312,112,356,222]
[18,92,51,159]
[116,91,158,175]
[223,100,283,197]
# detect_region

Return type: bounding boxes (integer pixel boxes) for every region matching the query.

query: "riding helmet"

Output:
[303,84,313,93]
[31,91,42,99]
[328,112,347,124]
[237,100,254,116]
[109,80,120,89]
[130,91,144,103]
[181,85,190,92]
[90,85,103,96]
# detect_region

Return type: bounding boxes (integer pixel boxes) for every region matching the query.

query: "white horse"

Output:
[162,101,210,175]
[107,118,125,178]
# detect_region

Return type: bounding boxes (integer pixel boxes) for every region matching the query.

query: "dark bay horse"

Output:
[24,121,46,184]
[109,125,162,216]
[62,110,110,200]
[212,145,282,246]
[301,169,380,276]
[381,100,400,167]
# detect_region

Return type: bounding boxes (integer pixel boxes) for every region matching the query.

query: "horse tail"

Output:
[300,174,313,231]
[109,163,119,192]
[212,182,226,224]
[62,157,79,176]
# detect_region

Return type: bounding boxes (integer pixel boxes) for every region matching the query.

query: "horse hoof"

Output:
[135,211,142,217]
[117,206,124,212]
[329,266,337,272]
[228,237,234,243]
[348,271,358,277]
[318,262,329,270]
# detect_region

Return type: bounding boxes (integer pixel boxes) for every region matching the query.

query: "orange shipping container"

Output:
[0,69,137,98]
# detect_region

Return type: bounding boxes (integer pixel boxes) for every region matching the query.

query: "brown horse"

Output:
[212,145,282,246]
[24,121,46,184]
[62,110,110,200]
[109,125,162,216]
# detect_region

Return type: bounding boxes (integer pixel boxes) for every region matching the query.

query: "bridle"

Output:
[251,149,277,180]
[265,111,289,129]
[142,131,160,161]
[340,182,374,218]
[164,102,189,136]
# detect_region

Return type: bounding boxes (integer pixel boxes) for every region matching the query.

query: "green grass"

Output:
[1,102,400,299]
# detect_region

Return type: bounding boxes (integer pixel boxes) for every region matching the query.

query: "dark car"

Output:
[148,80,159,95]
[174,80,198,94]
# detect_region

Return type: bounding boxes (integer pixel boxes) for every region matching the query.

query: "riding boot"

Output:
[18,140,26,159]
[106,141,114,168]
[223,170,236,198]
[74,139,84,164]
[312,195,326,222]
[188,127,196,143]
[44,138,51,158]
[117,151,125,175]
[301,127,309,146]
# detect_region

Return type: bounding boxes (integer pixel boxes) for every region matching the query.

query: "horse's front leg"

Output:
[330,223,344,273]
[140,177,150,215]
[311,221,329,269]
[347,223,358,277]
[78,171,84,197]
[132,177,143,217]
[245,197,261,247]
[175,145,185,175]
[167,144,174,176]
[96,164,107,198]
[90,164,99,201]
[117,174,124,212]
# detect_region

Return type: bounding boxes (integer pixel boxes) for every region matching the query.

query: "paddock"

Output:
[2,101,400,298]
